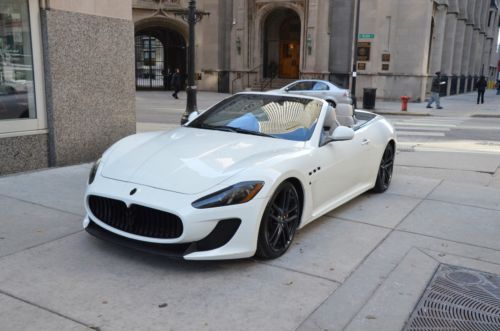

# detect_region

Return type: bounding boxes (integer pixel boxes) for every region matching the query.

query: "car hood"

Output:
[101,127,303,194]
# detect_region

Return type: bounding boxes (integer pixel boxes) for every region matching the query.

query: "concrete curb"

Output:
[471,114,500,118]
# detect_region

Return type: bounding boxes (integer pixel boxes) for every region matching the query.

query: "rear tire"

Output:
[256,182,301,259]
[372,143,395,193]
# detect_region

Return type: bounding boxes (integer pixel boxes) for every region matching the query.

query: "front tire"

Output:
[372,143,395,193]
[256,182,301,259]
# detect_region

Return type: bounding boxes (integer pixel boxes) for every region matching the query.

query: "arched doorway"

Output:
[135,26,186,90]
[263,9,301,79]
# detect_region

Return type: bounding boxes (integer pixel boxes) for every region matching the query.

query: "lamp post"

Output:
[176,0,208,124]
[351,0,361,105]
[180,0,197,124]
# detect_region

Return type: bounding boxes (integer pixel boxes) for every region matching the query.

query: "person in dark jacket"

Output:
[496,80,500,95]
[475,76,487,104]
[171,68,182,99]
[426,71,444,109]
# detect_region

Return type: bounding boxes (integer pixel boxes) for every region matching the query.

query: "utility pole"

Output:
[351,0,361,105]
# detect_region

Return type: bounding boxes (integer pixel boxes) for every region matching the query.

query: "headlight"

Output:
[192,181,264,209]
[88,158,101,184]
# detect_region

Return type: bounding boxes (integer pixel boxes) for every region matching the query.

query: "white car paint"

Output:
[83,93,395,260]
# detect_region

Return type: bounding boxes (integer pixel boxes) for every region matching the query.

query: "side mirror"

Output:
[284,87,290,92]
[331,126,355,141]
[187,111,199,123]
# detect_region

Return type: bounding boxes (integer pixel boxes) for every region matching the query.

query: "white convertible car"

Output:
[84,93,396,260]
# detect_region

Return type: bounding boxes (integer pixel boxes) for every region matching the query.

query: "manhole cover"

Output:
[403,264,500,331]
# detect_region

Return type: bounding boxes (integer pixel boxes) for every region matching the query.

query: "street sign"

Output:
[358,34,375,39]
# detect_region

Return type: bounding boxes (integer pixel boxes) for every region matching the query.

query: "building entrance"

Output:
[263,9,301,79]
[135,27,186,90]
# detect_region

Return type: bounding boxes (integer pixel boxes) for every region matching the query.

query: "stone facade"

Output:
[356,0,499,101]
[41,9,136,166]
[133,0,499,101]
[1,0,136,175]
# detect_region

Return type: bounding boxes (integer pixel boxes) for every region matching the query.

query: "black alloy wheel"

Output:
[373,143,395,193]
[256,182,301,259]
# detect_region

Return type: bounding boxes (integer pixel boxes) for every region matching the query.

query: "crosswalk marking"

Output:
[388,116,466,138]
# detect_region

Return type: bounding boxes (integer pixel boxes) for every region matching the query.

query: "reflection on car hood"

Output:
[101,127,302,194]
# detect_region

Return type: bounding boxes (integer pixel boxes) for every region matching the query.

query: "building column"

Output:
[441,1,459,94]
[429,4,448,74]
[452,18,466,75]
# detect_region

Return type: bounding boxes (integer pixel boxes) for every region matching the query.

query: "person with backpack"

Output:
[475,76,487,104]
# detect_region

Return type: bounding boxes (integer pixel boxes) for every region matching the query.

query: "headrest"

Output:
[336,104,354,117]
[323,106,338,130]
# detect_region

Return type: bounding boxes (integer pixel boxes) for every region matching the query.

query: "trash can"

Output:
[363,88,377,109]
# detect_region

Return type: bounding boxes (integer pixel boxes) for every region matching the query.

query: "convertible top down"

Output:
[83,92,396,260]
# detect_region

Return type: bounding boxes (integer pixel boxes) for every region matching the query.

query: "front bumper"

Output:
[84,176,268,260]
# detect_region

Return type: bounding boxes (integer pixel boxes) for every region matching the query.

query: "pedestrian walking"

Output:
[426,71,444,109]
[171,68,182,99]
[475,76,487,104]
[496,80,500,95]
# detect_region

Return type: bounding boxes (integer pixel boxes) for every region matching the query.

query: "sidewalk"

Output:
[1,133,500,329]
[1,89,500,330]
[371,89,500,117]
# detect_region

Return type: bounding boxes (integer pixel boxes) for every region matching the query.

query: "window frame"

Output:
[0,0,47,138]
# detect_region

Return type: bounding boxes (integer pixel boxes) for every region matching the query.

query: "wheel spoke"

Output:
[270,225,282,247]
[281,224,290,243]
[272,203,283,215]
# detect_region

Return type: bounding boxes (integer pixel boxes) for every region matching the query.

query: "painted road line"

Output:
[395,126,451,131]
[393,122,457,128]
[396,131,446,136]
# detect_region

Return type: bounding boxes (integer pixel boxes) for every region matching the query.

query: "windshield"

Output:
[189,94,323,142]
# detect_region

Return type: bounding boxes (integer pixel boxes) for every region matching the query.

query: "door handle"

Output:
[361,139,370,145]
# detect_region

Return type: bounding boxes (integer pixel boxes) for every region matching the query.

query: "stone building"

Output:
[0,0,136,175]
[133,0,499,101]
[356,0,500,101]
[133,0,356,93]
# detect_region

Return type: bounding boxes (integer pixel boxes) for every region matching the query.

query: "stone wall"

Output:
[0,134,49,176]
[41,9,136,166]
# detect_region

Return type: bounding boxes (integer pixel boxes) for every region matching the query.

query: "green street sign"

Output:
[358,34,375,39]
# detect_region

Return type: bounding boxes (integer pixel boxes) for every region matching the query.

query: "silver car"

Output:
[270,79,352,107]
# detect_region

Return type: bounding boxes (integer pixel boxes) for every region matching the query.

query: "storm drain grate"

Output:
[403,264,500,331]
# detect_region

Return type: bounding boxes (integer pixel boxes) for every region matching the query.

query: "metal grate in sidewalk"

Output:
[403,264,500,331]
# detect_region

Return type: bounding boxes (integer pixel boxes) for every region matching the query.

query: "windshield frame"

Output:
[188,92,327,143]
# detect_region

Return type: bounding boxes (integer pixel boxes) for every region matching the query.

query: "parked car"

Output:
[0,84,29,120]
[269,79,353,107]
[83,93,395,260]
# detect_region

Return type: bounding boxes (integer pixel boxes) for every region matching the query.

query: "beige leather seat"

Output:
[336,104,355,127]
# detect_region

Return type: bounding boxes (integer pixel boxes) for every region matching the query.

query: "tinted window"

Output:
[312,82,329,91]
[288,82,314,91]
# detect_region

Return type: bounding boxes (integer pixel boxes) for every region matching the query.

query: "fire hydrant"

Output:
[400,96,410,111]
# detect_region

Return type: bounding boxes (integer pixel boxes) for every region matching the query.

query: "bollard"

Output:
[400,96,410,111]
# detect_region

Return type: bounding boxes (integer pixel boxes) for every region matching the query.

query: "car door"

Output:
[286,81,313,96]
[309,129,374,217]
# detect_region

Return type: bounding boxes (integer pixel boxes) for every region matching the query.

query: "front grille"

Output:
[88,195,183,239]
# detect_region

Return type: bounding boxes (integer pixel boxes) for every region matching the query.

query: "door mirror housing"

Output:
[330,126,355,141]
